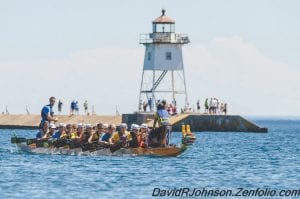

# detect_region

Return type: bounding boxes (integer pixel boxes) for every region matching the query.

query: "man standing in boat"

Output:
[153,100,171,127]
[40,96,58,127]
[151,100,171,146]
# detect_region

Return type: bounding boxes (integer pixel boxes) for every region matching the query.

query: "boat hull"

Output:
[15,143,187,157]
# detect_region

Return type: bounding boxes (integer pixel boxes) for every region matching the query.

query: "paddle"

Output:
[81,141,109,152]
[109,141,123,153]
[11,137,26,144]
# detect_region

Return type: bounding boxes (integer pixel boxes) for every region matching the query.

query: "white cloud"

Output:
[0,48,143,114]
[0,36,299,116]
[185,36,300,115]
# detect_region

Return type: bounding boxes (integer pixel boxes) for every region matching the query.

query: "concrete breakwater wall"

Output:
[171,114,267,132]
[0,114,122,129]
[0,113,267,133]
[122,113,268,133]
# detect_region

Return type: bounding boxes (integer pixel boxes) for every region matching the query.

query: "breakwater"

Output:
[0,113,267,132]
[0,114,122,129]
[122,113,268,132]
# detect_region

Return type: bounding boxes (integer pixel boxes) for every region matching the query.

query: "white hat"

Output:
[59,123,66,128]
[103,123,109,128]
[50,124,56,129]
[120,123,127,128]
[77,123,84,128]
[85,124,93,128]
[141,123,148,129]
[108,124,116,129]
[131,124,139,131]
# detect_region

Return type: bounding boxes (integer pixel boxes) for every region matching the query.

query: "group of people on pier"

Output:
[204,98,227,115]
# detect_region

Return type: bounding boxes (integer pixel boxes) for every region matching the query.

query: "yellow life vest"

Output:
[70,132,79,139]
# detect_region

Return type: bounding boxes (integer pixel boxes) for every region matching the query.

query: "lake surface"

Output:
[0,119,299,198]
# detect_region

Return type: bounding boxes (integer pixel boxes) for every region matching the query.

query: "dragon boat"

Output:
[11,126,194,157]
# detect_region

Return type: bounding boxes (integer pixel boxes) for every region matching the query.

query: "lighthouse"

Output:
[138,9,190,111]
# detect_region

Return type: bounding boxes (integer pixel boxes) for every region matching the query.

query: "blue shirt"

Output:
[157,109,170,125]
[101,133,111,142]
[36,131,44,139]
[41,104,53,123]
[52,131,61,139]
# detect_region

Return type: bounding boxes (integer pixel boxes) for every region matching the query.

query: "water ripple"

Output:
[0,120,300,198]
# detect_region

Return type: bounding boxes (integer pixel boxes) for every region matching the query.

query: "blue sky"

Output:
[0,0,299,115]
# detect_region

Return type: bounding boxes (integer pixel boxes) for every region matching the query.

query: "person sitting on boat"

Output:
[42,123,56,139]
[100,124,115,144]
[52,123,65,139]
[88,123,106,143]
[110,123,131,147]
[129,124,140,148]
[36,121,50,139]
[80,124,93,143]
[76,123,84,138]
[40,96,58,127]
[138,123,148,148]
[95,123,104,138]
[60,124,73,139]
[101,123,109,137]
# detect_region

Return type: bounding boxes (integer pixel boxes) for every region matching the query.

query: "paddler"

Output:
[88,123,107,143]
[110,123,132,147]
[60,124,73,139]
[129,124,139,148]
[36,121,49,139]
[52,123,66,139]
[138,123,148,148]
[80,124,93,143]
[40,96,58,127]
[100,124,115,144]
[42,123,56,139]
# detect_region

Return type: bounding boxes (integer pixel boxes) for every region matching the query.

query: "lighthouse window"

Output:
[147,52,151,61]
[166,52,172,60]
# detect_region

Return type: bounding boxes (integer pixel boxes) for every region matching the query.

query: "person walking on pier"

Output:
[83,100,88,115]
[204,98,209,114]
[196,100,200,112]
[148,98,153,112]
[40,96,58,126]
[58,100,63,115]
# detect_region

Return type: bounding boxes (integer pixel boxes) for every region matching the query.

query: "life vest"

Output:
[157,109,170,126]
[129,131,139,148]
[82,131,91,143]
[92,132,100,141]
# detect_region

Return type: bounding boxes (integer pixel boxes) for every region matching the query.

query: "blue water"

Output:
[0,119,299,199]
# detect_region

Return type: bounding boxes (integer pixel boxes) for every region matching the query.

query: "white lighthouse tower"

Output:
[138,9,190,111]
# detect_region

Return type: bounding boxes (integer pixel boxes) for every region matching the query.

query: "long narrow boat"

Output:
[12,138,188,157]
[11,125,195,157]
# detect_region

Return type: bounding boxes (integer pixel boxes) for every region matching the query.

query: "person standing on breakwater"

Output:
[83,100,88,115]
[40,96,58,127]
[204,98,209,114]
[196,100,200,112]
[58,100,63,115]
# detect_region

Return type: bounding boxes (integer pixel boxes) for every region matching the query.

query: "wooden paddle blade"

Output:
[11,137,26,144]
[110,142,123,153]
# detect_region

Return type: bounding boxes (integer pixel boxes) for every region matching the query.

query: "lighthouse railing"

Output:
[139,33,189,44]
